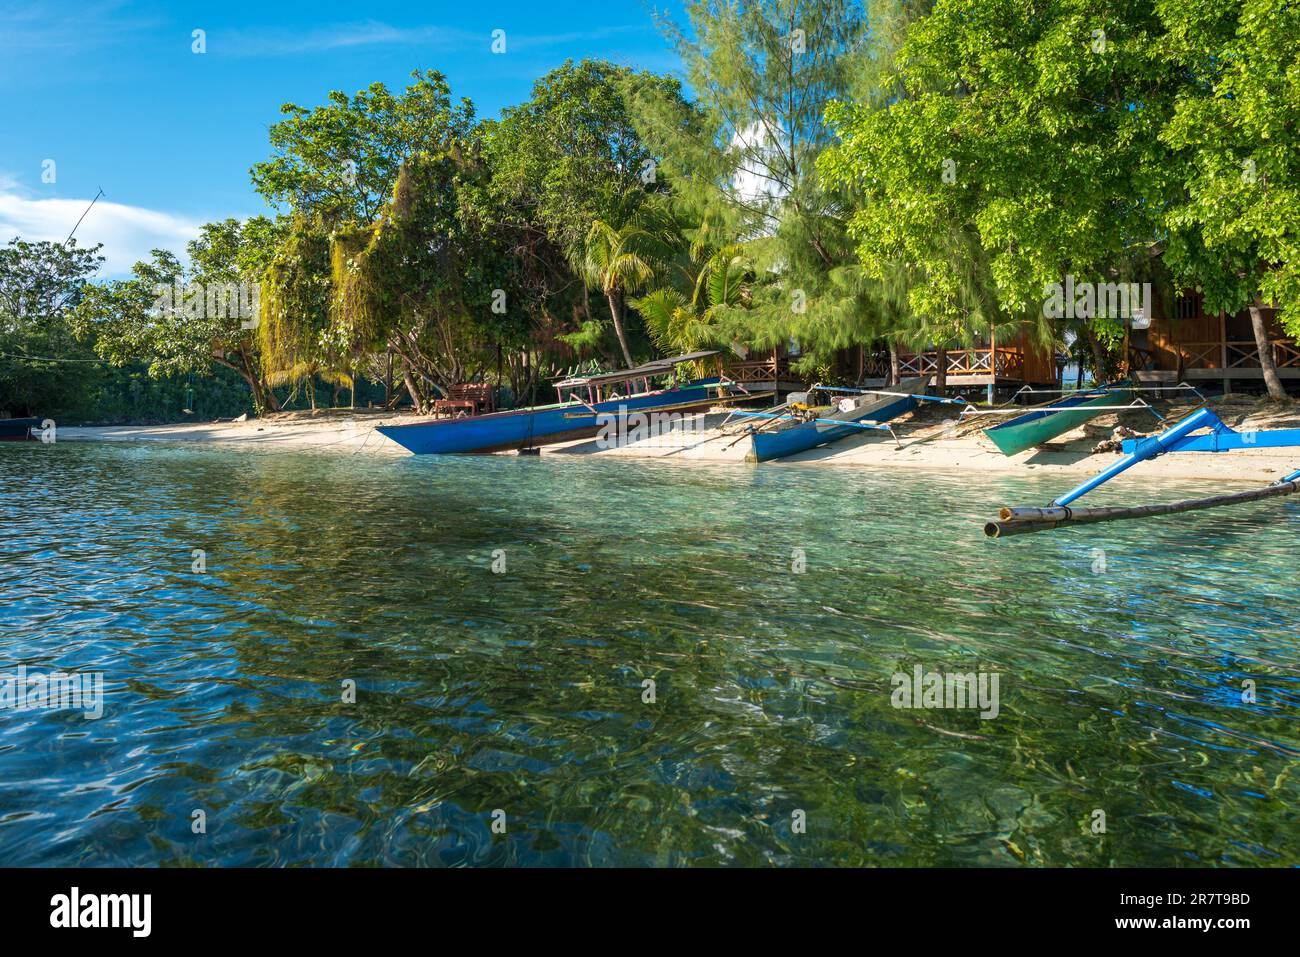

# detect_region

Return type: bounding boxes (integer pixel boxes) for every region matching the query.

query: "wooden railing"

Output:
[894,347,1027,380]
[862,353,891,379]
[1177,340,1300,370]
[726,356,792,383]
[1128,346,1155,370]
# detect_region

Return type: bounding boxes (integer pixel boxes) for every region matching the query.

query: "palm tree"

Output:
[634,243,753,355]
[574,190,679,368]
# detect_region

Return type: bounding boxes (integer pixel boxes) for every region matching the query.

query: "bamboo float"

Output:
[816,386,969,406]
[984,477,1300,538]
[719,398,795,450]
[730,410,893,431]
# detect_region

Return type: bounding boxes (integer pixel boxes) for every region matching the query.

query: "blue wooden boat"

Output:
[745,377,931,463]
[377,353,723,455]
[0,417,39,442]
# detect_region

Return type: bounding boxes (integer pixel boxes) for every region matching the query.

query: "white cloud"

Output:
[222,20,475,57]
[0,1,157,58]
[220,19,649,57]
[0,190,201,278]
[730,121,790,208]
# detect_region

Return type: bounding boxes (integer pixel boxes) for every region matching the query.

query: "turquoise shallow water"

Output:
[0,441,1296,866]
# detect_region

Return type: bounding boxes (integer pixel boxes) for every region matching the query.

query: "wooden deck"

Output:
[1133,338,1300,383]
[860,346,1052,387]
[724,356,804,393]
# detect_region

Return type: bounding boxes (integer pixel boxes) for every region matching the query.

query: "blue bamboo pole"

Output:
[1052,407,1228,506]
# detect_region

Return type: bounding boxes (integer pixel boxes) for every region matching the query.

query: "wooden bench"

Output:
[434,383,496,418]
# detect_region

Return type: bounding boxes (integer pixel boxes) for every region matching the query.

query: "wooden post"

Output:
[384,348,393,408]
[989,325,998,400]
[772,347,779,406]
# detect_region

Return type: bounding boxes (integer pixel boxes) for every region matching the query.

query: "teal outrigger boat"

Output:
[983,388,1134,456]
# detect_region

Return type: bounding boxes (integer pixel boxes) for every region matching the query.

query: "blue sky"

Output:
[0,0,687,275]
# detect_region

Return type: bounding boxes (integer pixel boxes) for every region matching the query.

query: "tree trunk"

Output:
[216,348,279,414]
[1083,325,1108,386]
[402,371,424,413]
[934,344,948,392]
[889,342,900,387]
[1120,318,1131,379]
[606,288,634,368]
[1249,302,1286,399]
[258,379,280,414]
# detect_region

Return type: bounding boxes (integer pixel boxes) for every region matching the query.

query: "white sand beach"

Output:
[55,395,1300,485]
[58,410,409,456]
[544,393,1300,485]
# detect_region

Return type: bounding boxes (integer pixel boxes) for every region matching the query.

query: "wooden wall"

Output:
[1147,294,1291,370]
[997,327,1057,384]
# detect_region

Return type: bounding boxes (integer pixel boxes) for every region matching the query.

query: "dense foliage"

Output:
[4,1,1298,418]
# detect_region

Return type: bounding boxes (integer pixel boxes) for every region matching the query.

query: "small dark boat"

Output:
[0,417,40,442]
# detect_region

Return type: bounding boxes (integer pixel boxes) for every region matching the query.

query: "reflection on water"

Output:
[0,441,1296,866]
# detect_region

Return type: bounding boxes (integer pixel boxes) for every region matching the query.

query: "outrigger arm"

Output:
[984,407,1300,537]
[1053,408,1300,507]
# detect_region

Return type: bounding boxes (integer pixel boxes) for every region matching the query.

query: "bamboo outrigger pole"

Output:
[985,472,1300,537]
[984,406,1300,537]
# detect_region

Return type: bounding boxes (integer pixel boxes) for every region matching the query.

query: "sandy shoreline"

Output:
[59,411,409,456]
[54,395,1300,485]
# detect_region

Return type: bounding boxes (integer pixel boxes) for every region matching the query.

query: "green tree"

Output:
[77,219,285,411]
[574,189,682,367]
[257,213,342,410]
[1160,0,1300,398]
[634,243,754,355]
[482,60,690,369]
[251,70,476,227]
[329,150,527,411]
[821,0,1182,370]
[0,238,104,415]
[483,60,683,253]
[628,0,932,369]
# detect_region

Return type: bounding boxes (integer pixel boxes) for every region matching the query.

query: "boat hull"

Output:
[0,418,39,442]
[746,378,929,463]
[377,381,719,455]
[985,389,1132,456]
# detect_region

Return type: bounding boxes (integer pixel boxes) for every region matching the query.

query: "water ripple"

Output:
[0,442,1296,866]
